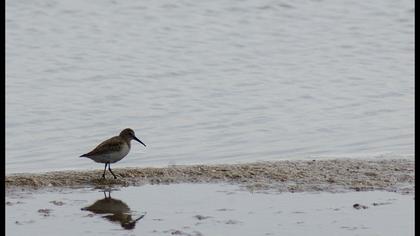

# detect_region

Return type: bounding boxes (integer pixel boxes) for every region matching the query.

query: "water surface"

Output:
[6,0,414,173]
[6,184,415,236]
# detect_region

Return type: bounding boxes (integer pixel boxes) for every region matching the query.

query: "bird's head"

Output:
[120,128,146,147]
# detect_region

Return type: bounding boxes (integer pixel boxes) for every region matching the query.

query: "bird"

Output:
[80,128,146,179]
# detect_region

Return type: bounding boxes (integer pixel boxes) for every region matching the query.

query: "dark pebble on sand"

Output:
[353,204,368,210]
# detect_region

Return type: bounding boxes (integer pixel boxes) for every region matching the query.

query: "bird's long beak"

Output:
[133,136,146,147]
[133,214,146,222]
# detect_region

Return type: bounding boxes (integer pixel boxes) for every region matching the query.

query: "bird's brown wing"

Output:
[81,136,125,157]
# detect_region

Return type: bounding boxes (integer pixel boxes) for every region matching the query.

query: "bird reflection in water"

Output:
[81,191,146,230]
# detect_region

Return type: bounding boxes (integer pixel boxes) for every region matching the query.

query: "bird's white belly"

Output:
[93,144,130,163]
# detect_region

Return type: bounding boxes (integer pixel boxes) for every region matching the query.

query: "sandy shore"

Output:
[6,159,414,194]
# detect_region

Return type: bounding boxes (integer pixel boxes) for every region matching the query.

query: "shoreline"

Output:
[5,159,414,194]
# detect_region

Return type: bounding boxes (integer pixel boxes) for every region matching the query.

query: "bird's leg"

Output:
[108,164,117,179]
[102,163,108,179]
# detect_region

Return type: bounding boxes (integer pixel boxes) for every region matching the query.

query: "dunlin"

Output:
[80,128,146,179]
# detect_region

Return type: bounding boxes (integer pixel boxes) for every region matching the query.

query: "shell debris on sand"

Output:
[5,159,414,194]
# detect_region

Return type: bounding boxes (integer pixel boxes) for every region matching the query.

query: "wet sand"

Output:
[6,159,414,194]
[6,159,414,235]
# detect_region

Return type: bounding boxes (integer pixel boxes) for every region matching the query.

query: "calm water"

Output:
[6,184,415,236]
[6,0,414,173]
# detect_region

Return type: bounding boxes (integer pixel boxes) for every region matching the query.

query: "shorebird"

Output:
[80,128,146,179]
